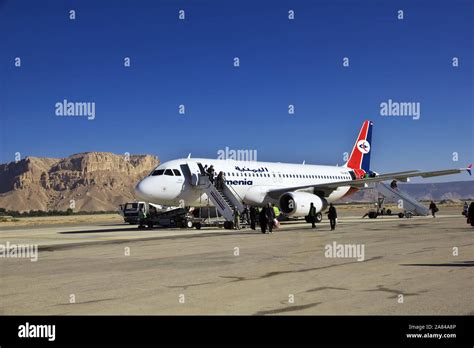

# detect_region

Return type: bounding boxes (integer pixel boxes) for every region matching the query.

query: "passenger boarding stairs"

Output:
[376,182,429,216]
[197,175,246,222]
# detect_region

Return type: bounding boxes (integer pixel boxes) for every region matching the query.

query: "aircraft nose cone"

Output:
[135,178,153,201]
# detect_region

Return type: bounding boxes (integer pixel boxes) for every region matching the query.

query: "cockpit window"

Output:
[173,169,181,176]
[151,169,165,176]
[164,169,174,176]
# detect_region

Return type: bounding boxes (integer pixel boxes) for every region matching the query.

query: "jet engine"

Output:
[279,192,327,217]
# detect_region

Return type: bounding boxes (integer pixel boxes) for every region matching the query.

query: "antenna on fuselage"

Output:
[302,160,305,165]
[187,153,191,159]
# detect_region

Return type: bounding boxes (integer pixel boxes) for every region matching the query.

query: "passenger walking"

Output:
[249,206,257,230]
[259,208,267,234]
[265,203,275,233]
[216,171,225,190]
[233,208,240,230]
[207,165,215,183]
[308,202,317,228]
[468,202,474,227]
[242,205,250,225]
[429,201,438,218]
[326,203,337,230]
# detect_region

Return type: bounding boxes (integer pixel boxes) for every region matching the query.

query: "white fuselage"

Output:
[135,158,355,209]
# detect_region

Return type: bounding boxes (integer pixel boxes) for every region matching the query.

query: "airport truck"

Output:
[119,201,206,229]
[120,201,153,224]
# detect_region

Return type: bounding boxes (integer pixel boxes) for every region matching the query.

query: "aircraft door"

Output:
[185,161,205,186]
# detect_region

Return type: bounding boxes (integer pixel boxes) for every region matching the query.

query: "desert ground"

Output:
[0,205,472,315]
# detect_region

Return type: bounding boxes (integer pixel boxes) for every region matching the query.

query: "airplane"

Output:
[135,120,471,221]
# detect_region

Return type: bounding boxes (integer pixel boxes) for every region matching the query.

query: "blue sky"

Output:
[1,0,473,182]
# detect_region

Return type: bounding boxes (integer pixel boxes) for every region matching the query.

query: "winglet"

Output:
[467,164,472,176]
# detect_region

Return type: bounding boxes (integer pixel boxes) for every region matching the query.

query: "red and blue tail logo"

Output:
[346,120,373,173]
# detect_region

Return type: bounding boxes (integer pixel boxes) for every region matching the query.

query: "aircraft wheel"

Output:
[315,212,323,223]
[368,211,378,219]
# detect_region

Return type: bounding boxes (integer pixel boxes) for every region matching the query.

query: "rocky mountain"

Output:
[0,152,159,212]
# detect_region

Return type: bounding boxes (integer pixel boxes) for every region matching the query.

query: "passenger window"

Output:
[173,169,181,176]
[164,169,174,176]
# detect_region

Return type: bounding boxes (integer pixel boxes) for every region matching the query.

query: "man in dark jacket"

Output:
[468,202,474,227]
[308,202,316,228]
[207,165,215,183]
[249,206,257,230]
[429,201,438,218]
[326,203,337,231]
[265,203,275,233]
[259,208,267,234]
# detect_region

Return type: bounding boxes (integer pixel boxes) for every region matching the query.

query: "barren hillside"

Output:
[0,152,159,212]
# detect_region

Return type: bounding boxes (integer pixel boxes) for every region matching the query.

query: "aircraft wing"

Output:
[267,165,472,199]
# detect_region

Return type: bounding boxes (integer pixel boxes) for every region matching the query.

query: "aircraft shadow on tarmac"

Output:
[58,227,255,238]
[401,261,474,267]
[59,227,147,234]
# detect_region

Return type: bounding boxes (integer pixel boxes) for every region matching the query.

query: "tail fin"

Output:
[345,120,373,172]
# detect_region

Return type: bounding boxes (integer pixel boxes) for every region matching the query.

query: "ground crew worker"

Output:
[308,202,316,228]
[249,206,257,230]
[272,204,280,218]
[429,201,438,218]
[138,206,147,226]
[265,203,275,233]
[259,208,267,233]
[326,203,337,231]
[233,207,240,230]
[462,202,468,217]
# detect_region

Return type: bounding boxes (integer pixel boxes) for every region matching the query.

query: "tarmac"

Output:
[0,207,472,315]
